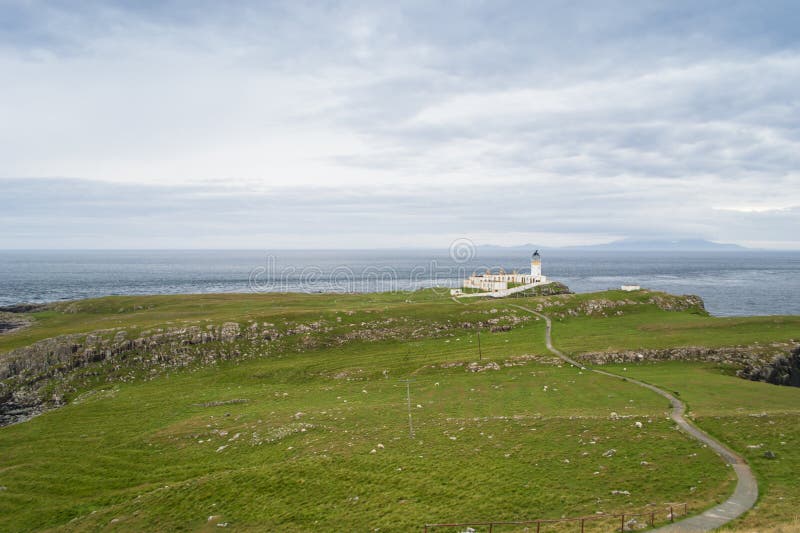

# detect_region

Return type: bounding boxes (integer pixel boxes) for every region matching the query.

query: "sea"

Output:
[1,249,799,317]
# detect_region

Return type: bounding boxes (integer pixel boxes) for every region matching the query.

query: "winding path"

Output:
[509,304,758,532]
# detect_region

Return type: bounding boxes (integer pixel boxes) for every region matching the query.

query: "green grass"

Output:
[583,362,800,532]
[0,290,462,354]
[555,311,800,354]
[1,289,798,531]
[706,414,800,531]
[592,362,800,417]
[0,354,732,532]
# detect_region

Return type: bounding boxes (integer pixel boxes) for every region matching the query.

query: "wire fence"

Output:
[424,502,688,532]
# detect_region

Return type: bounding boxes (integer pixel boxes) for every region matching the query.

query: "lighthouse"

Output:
[460,249,549,293]
[531,250,542,279]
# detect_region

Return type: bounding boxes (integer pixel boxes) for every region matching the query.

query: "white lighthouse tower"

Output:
[531,250,542,280]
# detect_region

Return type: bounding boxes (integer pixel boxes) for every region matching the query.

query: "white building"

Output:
[463,250,548,292]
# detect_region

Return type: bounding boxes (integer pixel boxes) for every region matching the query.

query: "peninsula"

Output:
[1,287,799,531]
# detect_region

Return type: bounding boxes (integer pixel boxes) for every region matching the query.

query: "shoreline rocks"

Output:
[0,312,33,335]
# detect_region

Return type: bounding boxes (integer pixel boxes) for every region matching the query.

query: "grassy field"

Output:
[1,289,798,531]
[596,362,800,531]
[555,312,799,353]
[0,290,462,353]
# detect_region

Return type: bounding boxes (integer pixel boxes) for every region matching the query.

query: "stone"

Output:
[763,450,777,459]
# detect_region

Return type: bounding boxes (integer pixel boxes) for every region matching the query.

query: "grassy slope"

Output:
[0,291,457,354]
[0,289,798,531]
[544,298,800,531]
[4,289,798,357]
[556,311,799,353]
[1,353,730,532]
[597,363,800,531]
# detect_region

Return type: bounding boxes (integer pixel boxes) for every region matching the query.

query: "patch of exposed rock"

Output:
[0,312,33,335]
[1,310,531,426]
[466,361,501,372]
[193,399,250,408]
[579,343,800,388]
[577,345,778,368]
[0,390,46,426]
[0,303,49,314]
[517,282,572,297]
[528,292,706,319]
[739,345,800,387]
[458,313,532,332]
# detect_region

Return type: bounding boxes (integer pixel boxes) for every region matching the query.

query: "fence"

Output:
[424,503,688,532]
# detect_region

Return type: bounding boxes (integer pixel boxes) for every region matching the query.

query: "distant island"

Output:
[480,238,747,252]
[568,238,747,251]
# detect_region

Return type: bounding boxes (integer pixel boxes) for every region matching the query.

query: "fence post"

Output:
[620,514,625,532]
[670,506,674,522]
[580,517,585,533]
[650,511,655,527]
[684,503,688,516]
[488,523,493,533]
[536,521,540,533]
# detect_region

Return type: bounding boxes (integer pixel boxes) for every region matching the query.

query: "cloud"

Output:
[2,177,799,249]
[712,205,795,213]
[1,2,799,248]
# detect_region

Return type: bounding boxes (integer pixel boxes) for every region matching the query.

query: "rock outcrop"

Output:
[0,309,532,426]
[517,282,572,297]
[0,303,49,314]
[579,343,800,389]
[0,312,32,335]
[528,291,706,319]
[577,345,777,367]
[739,345,800,387]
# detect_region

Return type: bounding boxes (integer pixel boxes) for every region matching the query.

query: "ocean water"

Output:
[0,250,798,317]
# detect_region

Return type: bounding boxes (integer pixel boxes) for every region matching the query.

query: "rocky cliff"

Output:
[578,343,800,388]
[739,345,800,387]
[577,345,781,367]
[515,281,572,297]
[0,308,535,426]
[0,312,32,335]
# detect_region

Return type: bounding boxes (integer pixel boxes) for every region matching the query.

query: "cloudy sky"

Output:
[1,1,799,249]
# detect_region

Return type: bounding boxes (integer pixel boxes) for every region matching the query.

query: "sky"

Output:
[1,1,799,249]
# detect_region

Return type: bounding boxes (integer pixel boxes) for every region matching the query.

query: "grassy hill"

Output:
[1,289,799,531]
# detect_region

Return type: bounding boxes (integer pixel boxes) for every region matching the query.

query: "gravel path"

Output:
[510,304,759,532]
